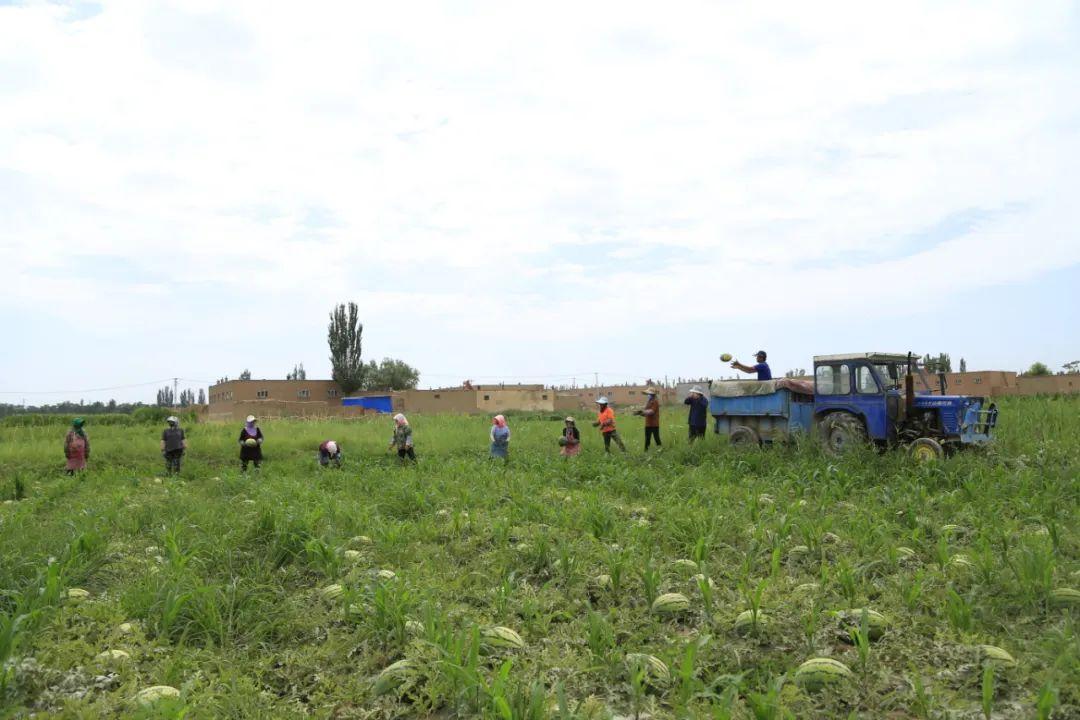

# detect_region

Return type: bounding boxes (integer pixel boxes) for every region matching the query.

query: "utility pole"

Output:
[594,372,599,388]
[173,377,178,409]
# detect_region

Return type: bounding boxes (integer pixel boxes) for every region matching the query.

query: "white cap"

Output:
[326,441,338,454]
[246,415,256,423]
[688,386,704,395]
[565,416,575,423]
[166,416,179,424]
[595,396,610,404]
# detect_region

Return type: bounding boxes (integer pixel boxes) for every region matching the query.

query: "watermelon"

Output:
[244,438,258,447]
[651,592,691,614]
[733,609,767,635]
[377,569,396,581]
[66,588,90,603]
[481,626,525,649]
[720,353,733,362]
[625,653,670,685]
[836,608,887,640]
[405,620,425,636]
[117,622,134,634]
[320,584,344,600]
[343,549,362,561]
[1049,588,1080,606]
[979,645,1016,667]
[592,574,613,590]
[788,545,810,559]
[672,559,699,572]
[351,535,373,546]
[95,649,131,664]
[794,658,853,691]
[690,574,716,591]
[374,659,414,695]
[135,685,181,705]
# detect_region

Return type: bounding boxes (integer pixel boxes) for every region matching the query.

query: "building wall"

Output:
[475,389,555,413]
[209,379,343,406]
[400,389,478,414]
[942,371,1018,397]
[1015,374,1080,395]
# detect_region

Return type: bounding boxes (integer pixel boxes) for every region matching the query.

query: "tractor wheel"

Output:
[908,437,944,463]
[729,426,762,449]
[821,413,867,455]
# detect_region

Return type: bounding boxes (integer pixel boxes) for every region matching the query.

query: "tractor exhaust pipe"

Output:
[905,352,915,417]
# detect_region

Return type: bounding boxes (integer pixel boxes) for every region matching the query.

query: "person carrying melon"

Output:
[319,440,343,468]
[238,415,264,472]
[559,417,581,457]
[633,386,662,451]
[592,397,626,453]
[63,417,90,476]
[490,415,510,461]
[730,350,772,380]
[388,414,416,462]
[684,387,709,443]
[161,416,187,475]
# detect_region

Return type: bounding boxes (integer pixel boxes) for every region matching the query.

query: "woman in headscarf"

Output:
[559,417,581,457]
[388,413,415,462]
[238,414,264,472]
[63,417,90,475]
[490,415,510,461]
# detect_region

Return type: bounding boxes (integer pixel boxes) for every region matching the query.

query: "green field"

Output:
[1,397,1078,718]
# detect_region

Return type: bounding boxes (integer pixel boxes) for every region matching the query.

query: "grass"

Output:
[0,395,1078,718]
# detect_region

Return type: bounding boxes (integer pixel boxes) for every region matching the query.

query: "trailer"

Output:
[709,379,815,446]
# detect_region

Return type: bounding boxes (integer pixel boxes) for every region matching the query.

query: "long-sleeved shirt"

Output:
[391,424,413,448]
[684,395,709,427]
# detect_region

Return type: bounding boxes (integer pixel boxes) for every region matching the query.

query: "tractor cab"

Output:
[812,352,997,459]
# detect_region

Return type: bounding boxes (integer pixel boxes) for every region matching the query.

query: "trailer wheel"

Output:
[821,413,867,455]
[729,426,761,449]
[909,437,944,463]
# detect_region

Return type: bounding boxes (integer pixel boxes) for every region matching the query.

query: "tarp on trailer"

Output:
[342,395,393,413]
[709,379,814,398]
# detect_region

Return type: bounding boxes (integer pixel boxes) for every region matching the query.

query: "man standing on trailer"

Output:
[731,351,772,380]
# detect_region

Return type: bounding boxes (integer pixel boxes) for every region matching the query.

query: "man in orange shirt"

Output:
[592,396,627,453]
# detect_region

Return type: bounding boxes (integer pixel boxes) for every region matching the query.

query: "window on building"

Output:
[327,389,339,398]
[434,394,441,399]
[257,390,269,399]
[297,389,310,399]
[484,394,490,401]
[974,378,982,384]
[542,394,548,400]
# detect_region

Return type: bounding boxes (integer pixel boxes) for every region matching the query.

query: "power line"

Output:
[0,378,177,395]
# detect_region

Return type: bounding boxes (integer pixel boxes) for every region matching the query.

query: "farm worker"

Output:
[684,387,709,443]
[634,386,662,451]
[592,397,627,453]
[489,415,510,460]
[559,417,581,456]
[388,413,416,462]
[731,351,772,380]
[238,415,264,472]
[160,416,187,475]
[63,417,90,475]
[319,440,342,468]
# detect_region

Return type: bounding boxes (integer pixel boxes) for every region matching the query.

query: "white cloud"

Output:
[1,0,1078,396]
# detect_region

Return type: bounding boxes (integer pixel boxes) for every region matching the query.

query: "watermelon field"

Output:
[1,396,1078,719]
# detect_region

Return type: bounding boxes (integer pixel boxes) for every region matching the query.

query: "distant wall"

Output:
[475,389,554,413]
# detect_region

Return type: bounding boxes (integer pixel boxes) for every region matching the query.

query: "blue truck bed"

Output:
[709,384,814,442]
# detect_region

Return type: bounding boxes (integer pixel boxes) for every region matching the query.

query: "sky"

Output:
[1,0,1078,405]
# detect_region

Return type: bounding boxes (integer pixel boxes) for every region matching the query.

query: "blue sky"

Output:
[1,1,1078,404]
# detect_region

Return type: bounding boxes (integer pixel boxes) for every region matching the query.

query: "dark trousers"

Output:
[164,449,183,473]
[319,450,342,467]
[241,458,261,471]
[688,425,706,443]
[397,447,416,461]
[602,431,626,452]
[644,426,661,450]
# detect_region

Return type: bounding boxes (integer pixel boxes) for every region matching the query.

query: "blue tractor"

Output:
[709,352,997,460]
